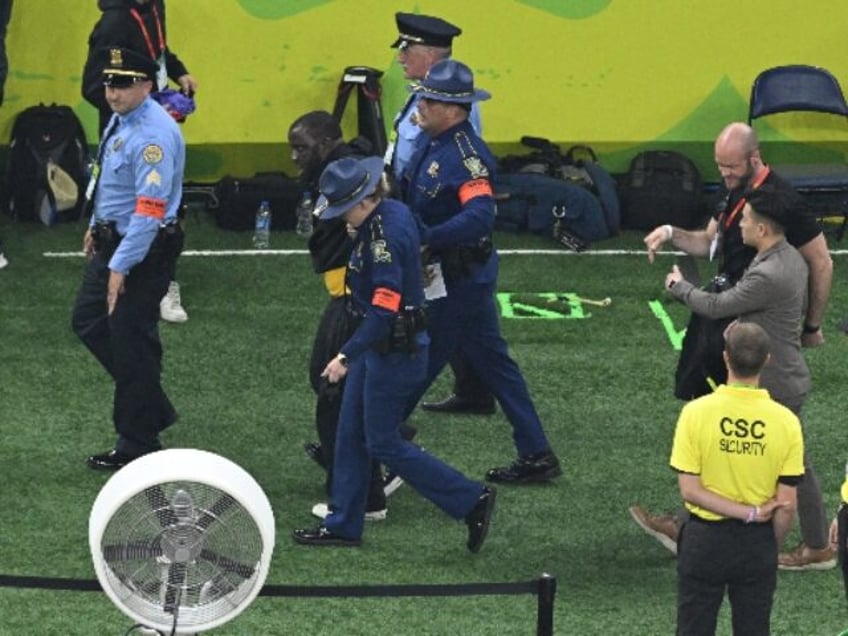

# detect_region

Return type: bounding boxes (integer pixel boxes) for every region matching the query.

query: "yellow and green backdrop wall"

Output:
[6,0,848,181]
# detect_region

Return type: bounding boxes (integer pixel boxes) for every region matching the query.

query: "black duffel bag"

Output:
[211,172,302,231]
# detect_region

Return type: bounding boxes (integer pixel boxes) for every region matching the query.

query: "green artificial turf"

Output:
[1,209,847,635]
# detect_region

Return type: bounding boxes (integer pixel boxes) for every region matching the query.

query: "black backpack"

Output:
[5,103,90,224]
[620,150,704,230]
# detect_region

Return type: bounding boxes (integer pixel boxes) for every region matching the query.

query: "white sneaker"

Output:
[160,281,188,323]
[0,252,8,269]
[311,502,387,521]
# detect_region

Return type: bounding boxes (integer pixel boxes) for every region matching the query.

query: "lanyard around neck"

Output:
[722,166,770,230]
[129,3,165,60]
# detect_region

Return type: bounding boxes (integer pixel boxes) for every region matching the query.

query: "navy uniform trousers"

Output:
[405,274,551,457]
[325,345,482,540]
[71,248,176,456]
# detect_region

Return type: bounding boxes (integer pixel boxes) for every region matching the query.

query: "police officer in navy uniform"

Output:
[72,47,184,470]
[293,156,495,551]
[386,11,495,417]
[400,60,561,484]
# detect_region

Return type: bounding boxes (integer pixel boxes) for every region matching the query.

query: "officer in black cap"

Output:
[101,46,158,89]
[73,45,185,471]
[390,12,461,49]
[384,11,496,418]
[387,12,464,179]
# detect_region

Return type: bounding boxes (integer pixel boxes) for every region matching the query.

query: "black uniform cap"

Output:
[390,12,462,49]
[101,46,157,87]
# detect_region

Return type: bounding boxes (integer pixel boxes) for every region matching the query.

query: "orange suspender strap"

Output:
[135,196,166,219]
[723,166,771,230]
[372,287,401,312]
[458,178,493,205]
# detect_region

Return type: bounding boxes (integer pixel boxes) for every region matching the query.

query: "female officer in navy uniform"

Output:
[293,156,495,551]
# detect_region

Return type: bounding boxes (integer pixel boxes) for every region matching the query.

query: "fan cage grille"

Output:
[98,480,266,629]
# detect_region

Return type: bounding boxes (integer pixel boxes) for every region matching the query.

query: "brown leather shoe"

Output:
[628,505,680,555]
[778,543,836,571]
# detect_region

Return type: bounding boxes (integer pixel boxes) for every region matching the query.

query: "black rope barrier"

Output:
[0,572,557,635]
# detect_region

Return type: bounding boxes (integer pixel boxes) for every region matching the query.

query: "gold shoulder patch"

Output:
[463,156,489,179]
[142,144,164,164]
[371,239,392,264]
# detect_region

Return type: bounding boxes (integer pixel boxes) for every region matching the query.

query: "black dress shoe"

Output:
[465,487,497,553]
[292,525,361,547]
[86,449,136,471]
[303,442,327,470]
[420,394,497,415]
[486,450,562,484]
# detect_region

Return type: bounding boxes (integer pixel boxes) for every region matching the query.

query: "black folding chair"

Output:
[748,64,848,239]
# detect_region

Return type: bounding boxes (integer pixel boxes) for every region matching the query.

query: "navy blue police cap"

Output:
[409,59,491,104]
[101,47,158,87]
[391,12,462,49]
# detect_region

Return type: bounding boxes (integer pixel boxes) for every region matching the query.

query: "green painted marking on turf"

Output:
[497,292,588,319]
[648,300,686,350]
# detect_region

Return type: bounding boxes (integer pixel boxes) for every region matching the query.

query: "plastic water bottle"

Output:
[295,191,314,237]
[253,200,271,248]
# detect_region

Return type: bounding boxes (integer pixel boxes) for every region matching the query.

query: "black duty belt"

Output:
[438,236,493,280]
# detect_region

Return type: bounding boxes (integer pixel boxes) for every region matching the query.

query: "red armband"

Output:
[372,287,401,312]
[458,178,493,205]
[135,196,166,219]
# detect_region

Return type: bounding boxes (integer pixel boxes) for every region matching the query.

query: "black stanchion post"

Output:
[536,572,557,636]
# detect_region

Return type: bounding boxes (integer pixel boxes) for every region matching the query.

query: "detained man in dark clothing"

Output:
[288,111,389,520]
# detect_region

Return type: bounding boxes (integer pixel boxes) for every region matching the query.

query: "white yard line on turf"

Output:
[43,249,848,258]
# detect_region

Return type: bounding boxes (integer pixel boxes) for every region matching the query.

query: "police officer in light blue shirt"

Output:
[385,11,493,416]
[72,46,185,471]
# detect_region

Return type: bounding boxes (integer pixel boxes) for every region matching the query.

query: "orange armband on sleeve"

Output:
[458,179,493,205]
[135,196,166,219]
[372,287,401,312]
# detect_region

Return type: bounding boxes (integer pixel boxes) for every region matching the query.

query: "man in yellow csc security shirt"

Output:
[670,322,804,636]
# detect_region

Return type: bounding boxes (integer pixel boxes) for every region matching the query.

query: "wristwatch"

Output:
[802,323,820,334]
[336,353,348,367]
